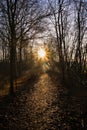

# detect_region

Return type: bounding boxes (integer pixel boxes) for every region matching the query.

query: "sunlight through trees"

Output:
[38,48,46,59]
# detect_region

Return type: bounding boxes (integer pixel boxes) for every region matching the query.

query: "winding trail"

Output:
[0,73,87,130]
[17,74,59,129]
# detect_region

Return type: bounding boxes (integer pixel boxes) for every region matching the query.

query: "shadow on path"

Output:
[0,73,87,130]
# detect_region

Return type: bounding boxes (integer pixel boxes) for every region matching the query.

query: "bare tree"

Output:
[48,0,70,81]
[0,0,50,94]
[73,0,87,71]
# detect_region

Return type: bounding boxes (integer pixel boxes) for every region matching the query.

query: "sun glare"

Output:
[38,48,46,59]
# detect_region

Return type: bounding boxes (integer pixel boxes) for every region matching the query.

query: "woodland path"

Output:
[0,73,87,130]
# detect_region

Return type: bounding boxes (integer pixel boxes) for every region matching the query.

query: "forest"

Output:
[0,0,87,129]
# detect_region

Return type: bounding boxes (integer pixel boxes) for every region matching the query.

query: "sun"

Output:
[38,48,46,59]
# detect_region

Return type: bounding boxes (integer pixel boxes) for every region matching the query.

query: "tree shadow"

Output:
[0,74,40,112]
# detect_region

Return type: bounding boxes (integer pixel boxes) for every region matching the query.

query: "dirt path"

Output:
[0,74,87,130]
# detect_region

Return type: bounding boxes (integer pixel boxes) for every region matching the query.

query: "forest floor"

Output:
[0,73,87,130]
